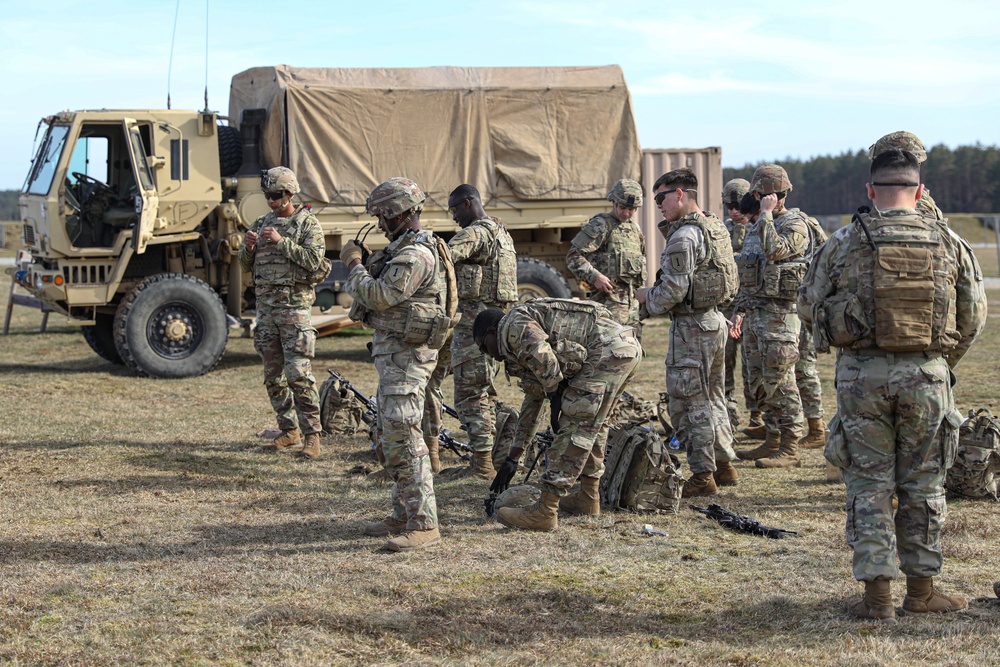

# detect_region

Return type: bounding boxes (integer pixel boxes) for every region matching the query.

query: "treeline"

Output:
[0,190,19,220]
[724,144,1000,215]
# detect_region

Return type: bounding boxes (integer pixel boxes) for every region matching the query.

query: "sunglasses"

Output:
[654,188,695,205]
[265,192,285,201]
[448,198,471,215]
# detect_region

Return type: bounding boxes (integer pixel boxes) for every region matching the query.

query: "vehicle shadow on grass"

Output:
[0,359,134,376]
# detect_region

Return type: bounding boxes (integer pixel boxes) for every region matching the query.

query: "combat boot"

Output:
[262,427,301,452]
[681,471,718,498]
[713,461,739,487]
[425,436,442,474]
[441,450,495,480]
[558,477,601,516]
[902,577,968,614]
[756,431,801,468]
[742,412,766,439]
[363,516,408,537]
[848,580,897,622]
[497,491,560,531]
[737,430,780,461]
[299,433,321,459]
[385,527,442,552]
[799,417,827,449]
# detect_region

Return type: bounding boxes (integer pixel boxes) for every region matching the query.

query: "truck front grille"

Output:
[23,224,35,246]
[63,262,115,285]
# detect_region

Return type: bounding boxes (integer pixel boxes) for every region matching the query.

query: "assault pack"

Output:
[946,408,1000,501]
[600,420,683,514]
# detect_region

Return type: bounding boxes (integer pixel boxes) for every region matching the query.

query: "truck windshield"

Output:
[24,124,70,196]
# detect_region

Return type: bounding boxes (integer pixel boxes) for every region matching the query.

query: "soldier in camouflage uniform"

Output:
[731,164,809,468]
[731,192,765,437]
[340,177,455,552]
[566,178,646,330]
[473,299,642,530]
[869,131,944,221]
[637,169,740,497]
[239,167,325,459]
[421,332,452,473]
[800,149,986,621]
[440,184,518,480]
[721,178,752,430]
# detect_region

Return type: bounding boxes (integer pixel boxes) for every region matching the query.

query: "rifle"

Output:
[327,370,471,460]
[484,427,556,517]
[689,503,799,539]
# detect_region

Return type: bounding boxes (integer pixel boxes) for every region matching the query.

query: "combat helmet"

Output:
[751,164,793,195]
[722,178,751,208]
[366,177,426,220]
[869,131,927,163]
[607,178,643,208]
[260,166,300,195]
[491,484,541,516]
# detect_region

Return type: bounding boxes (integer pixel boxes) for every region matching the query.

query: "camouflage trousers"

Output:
[796,324,824,419]
[665,309,737,475]
[724,305,755,422]
[591,284,642,340]
[540,330,642,496]
[374,346,439,531]
[422,332,453,449]
[451,319,498,454]
[254,305,321,434]
[835,350,958,581]
[741,307,805,438]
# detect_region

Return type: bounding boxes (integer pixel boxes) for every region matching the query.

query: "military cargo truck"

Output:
[13,65,716,378]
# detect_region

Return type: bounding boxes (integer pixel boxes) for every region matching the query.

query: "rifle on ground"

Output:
[327,369,472,460]
[689,503,799,539]
[484,427,556,517]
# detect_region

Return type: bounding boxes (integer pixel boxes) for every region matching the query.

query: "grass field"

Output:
[0,259,998,665]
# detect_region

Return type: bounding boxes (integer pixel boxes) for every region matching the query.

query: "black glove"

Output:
[548,389,564,435]
[490,457,518,495]
[359,241,371,265]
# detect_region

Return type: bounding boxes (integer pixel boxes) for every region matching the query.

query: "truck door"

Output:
[122,119,159,254]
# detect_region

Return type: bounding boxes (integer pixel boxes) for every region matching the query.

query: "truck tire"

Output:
[81,312,123,365]
[218,125,242,177]
[516,258,572,301]
[113,273,228,378]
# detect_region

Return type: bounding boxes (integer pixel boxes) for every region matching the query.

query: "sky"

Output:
[2,0,999,189]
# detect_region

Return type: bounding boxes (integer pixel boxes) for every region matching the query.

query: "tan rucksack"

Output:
[600,420,683,514]
[946,408,1000,501]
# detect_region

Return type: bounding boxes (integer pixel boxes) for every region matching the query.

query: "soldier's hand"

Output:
[636,287,649,305]
[729,313,744,339]
[490,457,519,495]
[244,230,258,250]
[261,226,282,243]
[759,194,778,214]
[339,240,364,267]
[592,274,614,293]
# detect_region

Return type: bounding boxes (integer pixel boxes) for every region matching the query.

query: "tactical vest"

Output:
[788,208,828,261]
[737,210,809,301]
[362,231,455,349]
[823,209,959,353]
[251,208,328,287]
[575,213,645,286]
[455,218,518,305]
[600,421,683,514]
[664,213,739,313]
[498,299,611,374]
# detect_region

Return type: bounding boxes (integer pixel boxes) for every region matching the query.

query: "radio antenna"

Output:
[167,0,181,109]
[203,0,210,111]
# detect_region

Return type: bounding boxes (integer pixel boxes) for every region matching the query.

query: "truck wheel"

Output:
[113,273,228,378]
[218,125,242,177]
[81,312,123,365]
[516,258,572,301]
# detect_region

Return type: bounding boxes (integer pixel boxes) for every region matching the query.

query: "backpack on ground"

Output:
[600,420,683,514]
[946,408,1000,501]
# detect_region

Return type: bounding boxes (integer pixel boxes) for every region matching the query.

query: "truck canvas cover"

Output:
[229,65,642,206]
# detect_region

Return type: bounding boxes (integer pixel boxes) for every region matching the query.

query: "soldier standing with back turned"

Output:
[566,179,646,331]
[721,178,752,429]
[800,149,985,621]
[239,167,325,459]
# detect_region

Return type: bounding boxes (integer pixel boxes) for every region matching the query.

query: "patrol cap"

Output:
[751,164,792,195]
[260,166,300,195]
[868,131,927,163]
[366,177,426,220]
[607,178,643,208]
[722,179,751,208]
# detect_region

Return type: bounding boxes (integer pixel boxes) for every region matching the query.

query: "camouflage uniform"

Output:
[645,212,739,475]
[239,205,325,435]
[422,332,452,457]
[800,207,986,582]
[497,299,641,496]
[449,217,518,454]
[566,212,646,328]
[790,208,828,422]
[735,208,810,440]
[346,229,449,531]
[723,212,751,425]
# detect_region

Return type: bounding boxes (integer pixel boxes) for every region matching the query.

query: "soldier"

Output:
[869,131,944,220]
[566,178,646,330]
[440,184,518,479]
[239,167,325,459]
[473,299,641,530]
[722,178,752,429]
[636,168,740,497]
[421,334,452,474]
[731,192,765,437]
[800,149,986,621]
[340,177,456,552]
[731,164,809,468]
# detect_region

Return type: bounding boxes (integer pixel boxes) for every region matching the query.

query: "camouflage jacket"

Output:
[734,207,810,313]
[724,217,748,253]
[449,217,518,311]
[566,211,646,289]
[238,205,325,309]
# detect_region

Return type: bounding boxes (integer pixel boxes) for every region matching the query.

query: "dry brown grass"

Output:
[0,271,998,665]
